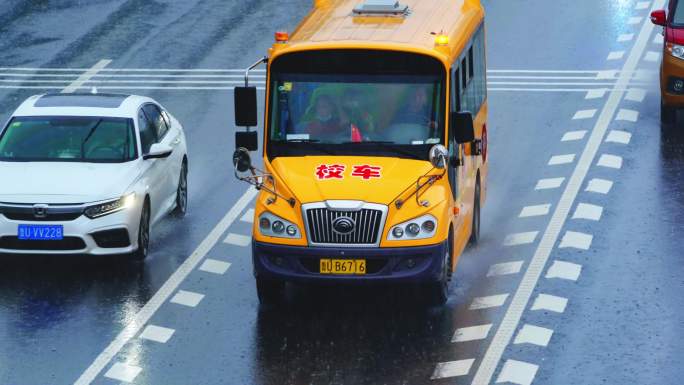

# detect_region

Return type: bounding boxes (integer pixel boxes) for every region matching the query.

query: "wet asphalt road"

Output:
[1,1,683,384]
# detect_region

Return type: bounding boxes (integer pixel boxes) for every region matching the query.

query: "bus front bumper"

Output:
[252,240,447,283]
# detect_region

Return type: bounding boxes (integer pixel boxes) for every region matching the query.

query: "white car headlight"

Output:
[387,214,438,240]
[258,212,301,239]
[84,193,135,219]
[667,43,684,60]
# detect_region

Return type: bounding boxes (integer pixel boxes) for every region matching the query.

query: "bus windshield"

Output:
[267,50,446,160]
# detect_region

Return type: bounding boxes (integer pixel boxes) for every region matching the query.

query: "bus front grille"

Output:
[305,207,384,246]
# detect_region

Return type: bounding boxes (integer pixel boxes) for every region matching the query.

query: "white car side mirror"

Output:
[144,143,173,160]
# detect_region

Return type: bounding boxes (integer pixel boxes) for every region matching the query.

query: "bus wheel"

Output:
[661,101,676,124]
[469,178,481,245]
[256,277,284,305]
[424,238,450,306]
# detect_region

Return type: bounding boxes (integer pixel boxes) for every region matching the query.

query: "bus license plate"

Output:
[18,225,64,241]
[319,259,366,275]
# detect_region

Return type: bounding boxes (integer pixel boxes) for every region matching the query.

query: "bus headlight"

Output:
[258,212,301,239]
[667,43,684,60]
[387,214,438,240]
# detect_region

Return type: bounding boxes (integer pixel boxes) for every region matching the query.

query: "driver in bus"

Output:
[305,94,342,141]
[393,87,436,129]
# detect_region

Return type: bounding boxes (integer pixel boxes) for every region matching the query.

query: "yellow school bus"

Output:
[232,0,488,305]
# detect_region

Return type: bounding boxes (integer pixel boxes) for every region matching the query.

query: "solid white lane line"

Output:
[495,359,539,385]
[470,294,510,310]
[585,88,608,99]
[618,33,635,42]
[452,324,493,342]
[487,261,524,277]
[572,109,597,120]
[531,294,568,313]
[0,73,264,79]
[488,81,622,86]
[635,1,651,9]
[573,203,604,221]
[103,363,142,383]
[519,204,551,218]
[558,231,593,250]
[535,177,565,190]
[513,324,554,347]
[644,51,661,62]
[61,59,111,93]
[199,259,232,275]
[223,233,252,247]
[170,290,204,308]
[607,51,625,61]
[487,75,599,80]
[545,260,582,281]
[606,130,632,144]
[561,130,587,142]
[615,108,639,122]
[598,154,623,169]
[240,208,255,223]
[0,85,266,91]
[548,154,575,166]
[2,78,258,85]
[471,3,665,382]
[628,16,643,24]
[586,178,614,194]
[595,70,618,79]
[625,88,647,102]
[431,359,475,379]
[139,325,175,344]
[503,232,538,246]
[74,187,258,385]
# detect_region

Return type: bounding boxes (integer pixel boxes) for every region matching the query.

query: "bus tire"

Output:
[424,236,451,306]
[256,277,284,305]
[469,177,481,245]
[661,102,676,124]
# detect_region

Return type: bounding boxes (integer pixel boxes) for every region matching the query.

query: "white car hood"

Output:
[0,161,140,204]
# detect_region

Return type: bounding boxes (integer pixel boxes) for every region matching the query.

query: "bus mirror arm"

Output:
[233,148,296,207]
[394,167,446,210]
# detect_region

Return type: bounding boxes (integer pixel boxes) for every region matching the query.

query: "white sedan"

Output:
[0,93,188,260]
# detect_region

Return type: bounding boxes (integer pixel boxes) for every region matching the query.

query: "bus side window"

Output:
[460,24,487,114]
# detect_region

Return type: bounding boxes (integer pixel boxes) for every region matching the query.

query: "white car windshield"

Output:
[0,116,137,163]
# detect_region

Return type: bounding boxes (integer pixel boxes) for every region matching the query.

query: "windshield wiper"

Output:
[81,119,103,158]
[341,141,423,160]
[280,139,338,155]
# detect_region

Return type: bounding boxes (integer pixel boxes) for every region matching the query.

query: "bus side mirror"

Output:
[651,10,666,26]
[236,131,258,151]
[451,111,475,144]
[234,86,258,127]
[233,147,253,173]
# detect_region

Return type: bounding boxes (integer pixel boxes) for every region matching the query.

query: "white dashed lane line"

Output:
[513,324,554,347]
[607,51,625,61]
[586,178,614,194]
[558,231,593,250]
[605,130,632,144]
[545,260,582,281]
[572,203,604,221]
[470,294,510,310]
[531,294,568,313]
[618,33,635,42]
[535,177,565,190]
[625,88,647,102]
[615,108,639,122]
[585,88,607,99]
[240,208,255,223]
[198,259,232,275]
[170,290,205,308]
[223,233,252,247]
[452,324,493,343]
[597,154,623,169]
[628,16,643,25]
[644,51,661,62]
[635,1,652,10]
[561,130,587,142]
[139,325,176,344]
[518,204,551,218]
[572,109,598,120]
[503,232,538,246]
[495,359,538,385]
[103,363,142,383]
[548,154,576,166]
[431,359,475,380]
[487,261,524,277]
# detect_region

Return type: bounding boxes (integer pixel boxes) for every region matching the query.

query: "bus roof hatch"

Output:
[352,0,409,16]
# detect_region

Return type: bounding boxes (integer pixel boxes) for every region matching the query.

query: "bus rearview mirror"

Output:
[452,111,475,144]
[234,86,258,127]
[233,147,253,173]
